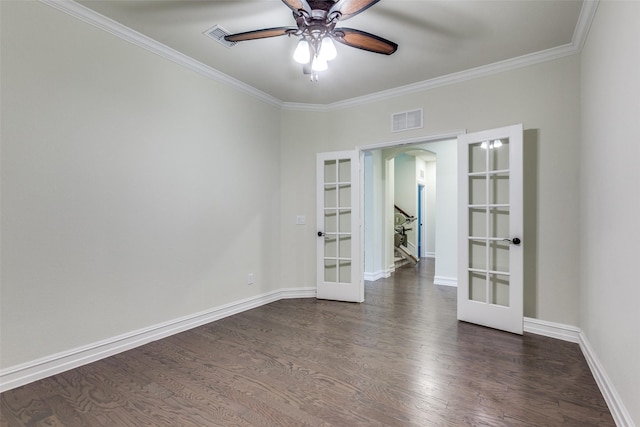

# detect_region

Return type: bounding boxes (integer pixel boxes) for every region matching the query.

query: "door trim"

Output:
[358,130,465,284]
[357,126,522,333]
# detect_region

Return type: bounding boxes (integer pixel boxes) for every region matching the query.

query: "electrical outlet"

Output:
[247,273,254,285]
[296,215,306,225]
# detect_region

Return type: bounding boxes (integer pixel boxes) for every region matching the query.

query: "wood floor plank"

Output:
[1,260,615,426]
[0,385,53,426]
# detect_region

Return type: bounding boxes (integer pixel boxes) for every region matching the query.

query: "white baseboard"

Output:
[363,269,392,281]
[433,276,457,287]
[424,252,436,258]
[523,317,581,343]
[3,290,633,427]
[523,318,633,427]
[0,287,316,393]
[579,332,635,427]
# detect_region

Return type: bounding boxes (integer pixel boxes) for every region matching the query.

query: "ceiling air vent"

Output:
[392,108,423,132]
[204,25,237,48]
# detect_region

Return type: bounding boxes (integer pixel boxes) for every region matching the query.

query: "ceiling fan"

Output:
[224,0,397,80]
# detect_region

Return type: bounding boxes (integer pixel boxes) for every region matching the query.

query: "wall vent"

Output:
[392,108,423,132]
[204,25,237,48]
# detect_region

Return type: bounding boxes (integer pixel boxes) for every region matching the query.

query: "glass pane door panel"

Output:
[339,184,351,206]
[490,173,509,204]
[338,159,351,181]
[490,139,510,171]
[324,158,352,284]
[339,261,351,284]
[324,236,337,257]
[490,240,510,272]
[469,176,487,205]
[339,236,351,257]
[338,210,352,232]
[324,211,337,233]
[469,143,487,173]
[469,272,487,302]
[469,240,487,270]
[490,207,510,238]
[469,208,487,237]
[324,160,336,183]
[324,260,337,282]
[324,185,337,208]
[490,274,510,306]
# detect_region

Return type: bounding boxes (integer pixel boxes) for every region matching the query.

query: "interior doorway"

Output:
[361,134,460,287]
[324,126,524,335]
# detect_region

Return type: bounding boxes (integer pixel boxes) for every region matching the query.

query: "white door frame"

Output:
[419,184,427,258]
[358,130,465,279]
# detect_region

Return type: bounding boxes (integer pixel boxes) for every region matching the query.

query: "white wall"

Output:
[1,1,282,368]
[426,140,458,284]
[580,1,640,424]
[279,109,328,289]
[423,161,437,256]
[364,152,375,273]
[364,150,385,278]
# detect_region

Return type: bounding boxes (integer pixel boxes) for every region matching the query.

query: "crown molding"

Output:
[286,1,598,111]
[281,102,330,113]
[572,0,600,51]
[40,0,599,113]
[39,0,283,108]
[322,43,580,111]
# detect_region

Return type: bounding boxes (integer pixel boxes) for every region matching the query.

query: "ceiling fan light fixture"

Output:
[312,55,328,72]
[319,37,337,61]
[224,0,397,80]
[293,39,311,64]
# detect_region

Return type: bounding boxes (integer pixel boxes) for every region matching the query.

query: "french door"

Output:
[316,151,363,302]
[457,124,524,334]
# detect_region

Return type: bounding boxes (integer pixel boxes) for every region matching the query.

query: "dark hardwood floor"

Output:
[1,259,614,426]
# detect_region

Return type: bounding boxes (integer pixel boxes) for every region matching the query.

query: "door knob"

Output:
[317,231,325,237]
[503,237,521,245]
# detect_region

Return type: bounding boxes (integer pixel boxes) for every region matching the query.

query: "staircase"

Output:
[394,205,419,269]
[395,243,419,269]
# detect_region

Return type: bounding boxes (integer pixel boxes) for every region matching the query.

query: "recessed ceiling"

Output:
[75,0,585,105]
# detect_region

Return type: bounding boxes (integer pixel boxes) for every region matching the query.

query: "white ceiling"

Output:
[74,0,586,105]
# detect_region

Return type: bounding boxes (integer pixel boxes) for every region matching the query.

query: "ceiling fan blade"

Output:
[224,27,295,43]
[333,28,397,55]
[330,0,381,20]
[281,0,311,14]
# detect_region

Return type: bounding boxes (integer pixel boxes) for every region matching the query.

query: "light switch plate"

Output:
[296,215,306,225]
